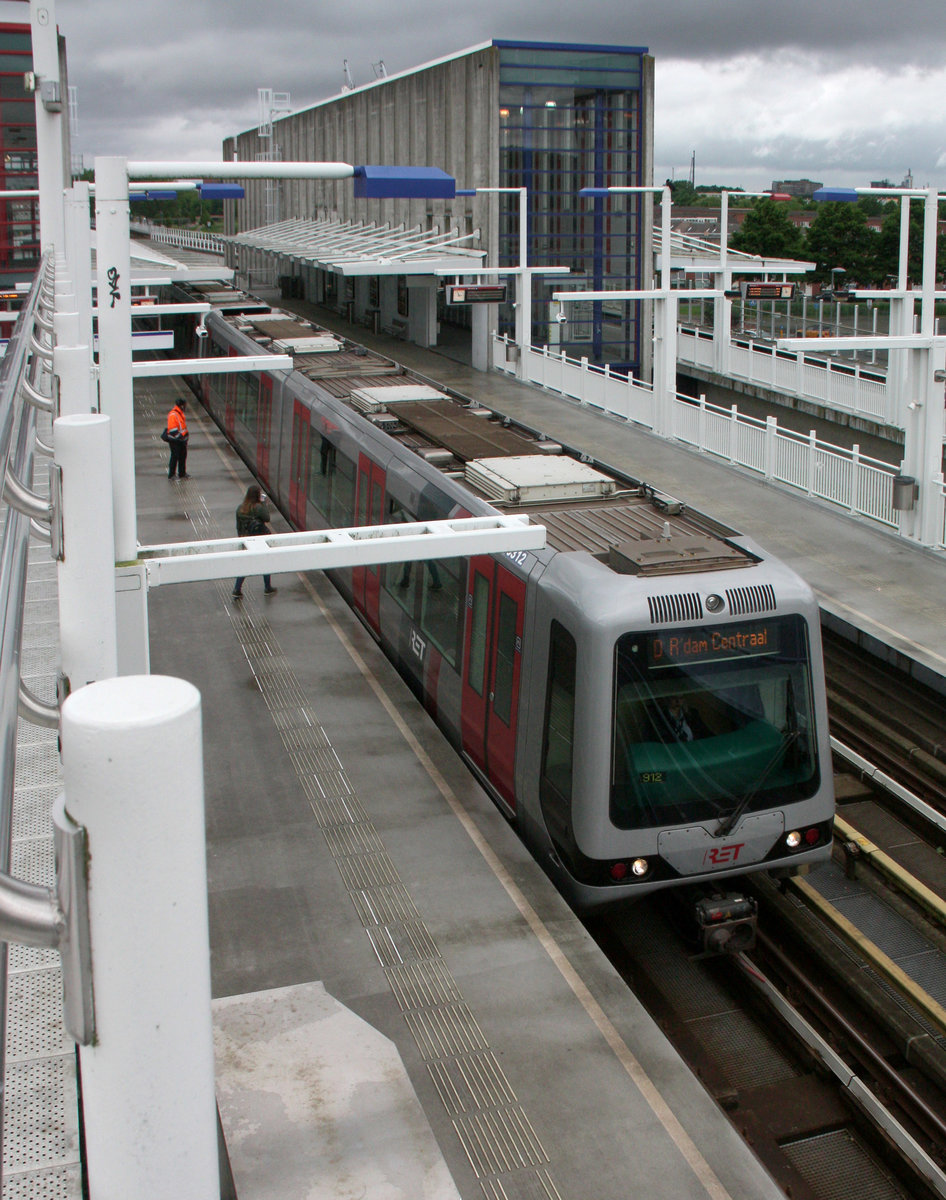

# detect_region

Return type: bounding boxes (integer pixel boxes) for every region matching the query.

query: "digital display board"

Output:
[743,282,795,300]
[446,284,507,304]
[647,621,778,668]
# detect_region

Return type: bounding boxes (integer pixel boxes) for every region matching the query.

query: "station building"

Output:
[223,40,655,376]
[0,1,69,296]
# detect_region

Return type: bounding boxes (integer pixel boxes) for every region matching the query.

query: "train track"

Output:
[588,627,946,1200]
[823,629,946,850]
[591,879,946,1200]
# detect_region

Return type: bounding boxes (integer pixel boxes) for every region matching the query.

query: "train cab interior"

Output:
[610,617,820,829]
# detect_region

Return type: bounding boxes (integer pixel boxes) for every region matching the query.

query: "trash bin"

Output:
[506,343,520,364]
[892,474,917,511]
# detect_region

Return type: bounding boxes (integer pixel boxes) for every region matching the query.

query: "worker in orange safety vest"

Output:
[166,397,189,479]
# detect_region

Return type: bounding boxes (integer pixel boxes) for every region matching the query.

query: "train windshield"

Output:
[610,615,819,830]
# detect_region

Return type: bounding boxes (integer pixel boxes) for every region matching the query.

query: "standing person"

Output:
[166,397,189,479]
[232,484,278,599]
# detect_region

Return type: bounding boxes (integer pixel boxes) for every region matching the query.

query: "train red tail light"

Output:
[609,861,629,881]
[785,826,823,853]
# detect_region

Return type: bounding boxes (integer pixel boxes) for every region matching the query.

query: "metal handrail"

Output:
[0,255,71,1188]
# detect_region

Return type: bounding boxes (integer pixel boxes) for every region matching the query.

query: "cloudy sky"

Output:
[36,0,946,192]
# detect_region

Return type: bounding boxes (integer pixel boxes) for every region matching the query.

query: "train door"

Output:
[460,557,526,811]
[257,374,273,486]
[224,346,238,440]
[352,453,385,633]
[288,399,310,528]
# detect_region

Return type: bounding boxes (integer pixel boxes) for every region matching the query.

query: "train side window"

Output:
[419,557,462,669]
[236,372,258,435]
[384,499,419,613]
[540,621,577,805]
[491,592,518,726]
[308,434,335,518]
[328,451,356,526]
[467,572,490,697]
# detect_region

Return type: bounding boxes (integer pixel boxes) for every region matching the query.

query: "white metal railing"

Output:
[677,326,891,425]
[494,333,911,539]
[130,220,227,255]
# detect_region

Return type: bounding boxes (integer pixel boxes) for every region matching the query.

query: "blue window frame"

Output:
[495,41,647,374]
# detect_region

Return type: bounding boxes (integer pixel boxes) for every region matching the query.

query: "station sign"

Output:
[446,284,507,305]
[647,621,778,668]
[741,282,795,300]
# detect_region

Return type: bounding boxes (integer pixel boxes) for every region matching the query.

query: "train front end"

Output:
[533,547,834,911]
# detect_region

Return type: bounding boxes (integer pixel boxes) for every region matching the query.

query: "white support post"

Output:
[53,309,95,417]
[764,415,777,481]
[94,156,135,563]
[917,187,944,547]
[95,157,151,671]
[517,189,530,378]
[62,675,218,1200]
[652,291,678,438]
[30,0,66,254]
[65,182,96,351]
[471,303,490,371]
[54,414,118,688]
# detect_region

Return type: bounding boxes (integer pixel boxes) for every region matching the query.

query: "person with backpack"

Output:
[232,484,278,599]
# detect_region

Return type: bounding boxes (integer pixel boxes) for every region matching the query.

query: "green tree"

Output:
[666,179,698,206]
[870,201,946,288]
[729,199,805,259]
[803,202,875,285]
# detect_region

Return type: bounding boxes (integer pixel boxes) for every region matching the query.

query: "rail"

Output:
[130,220,227,255]
[677,325,893,425]
[494,333,904,537]
[0,254,94,1187]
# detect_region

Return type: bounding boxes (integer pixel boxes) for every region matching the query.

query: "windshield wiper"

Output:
[713,729,800,839]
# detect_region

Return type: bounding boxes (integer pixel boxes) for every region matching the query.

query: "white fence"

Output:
[493,334,929,543]
[677,326,893,425]
[129,221,227,255]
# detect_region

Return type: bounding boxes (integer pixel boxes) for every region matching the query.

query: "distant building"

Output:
[771,179,822,198]
[223,40,655,374]
[0,8,68,292]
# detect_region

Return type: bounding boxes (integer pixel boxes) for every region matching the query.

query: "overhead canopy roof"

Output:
[229,216,486,277]
[655,227,815,276]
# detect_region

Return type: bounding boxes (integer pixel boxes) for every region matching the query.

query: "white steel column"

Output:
[54,414,117,687]
[64,182,96,353]
[62,676,217,1200]
[916,186,944,546]
[471,303,490,371]
[713,191,732,377]
[30,0,66,253]
[94,156,135,562]
[653,290,678,438]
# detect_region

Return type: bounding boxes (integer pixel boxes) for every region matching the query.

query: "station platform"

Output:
[10,277,946,1195]
[281,298,946,693]
[137,374,788,1199]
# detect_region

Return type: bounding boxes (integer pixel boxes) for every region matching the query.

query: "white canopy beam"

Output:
[140,516,546,587]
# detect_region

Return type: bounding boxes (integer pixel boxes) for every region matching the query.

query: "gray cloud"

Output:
[54,0,946,186]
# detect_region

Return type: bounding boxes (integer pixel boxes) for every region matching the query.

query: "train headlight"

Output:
[785,830,802,849]
[705,593,725,613]
[631,857,649,877]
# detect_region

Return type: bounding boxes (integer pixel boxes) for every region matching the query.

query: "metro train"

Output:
[169,283,835,916]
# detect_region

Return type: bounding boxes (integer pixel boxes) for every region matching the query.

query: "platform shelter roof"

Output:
[655,227,815,276]
[229,216,486,277]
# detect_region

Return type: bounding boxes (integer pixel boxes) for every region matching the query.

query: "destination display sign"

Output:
[647,621,778,668]
[446,284,507,304]
[742,282,795,300]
